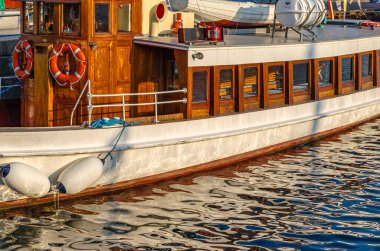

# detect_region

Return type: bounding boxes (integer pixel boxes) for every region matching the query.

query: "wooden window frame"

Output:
[215,65,235,103]
[240,64,260,100]
[290,59,311,96]
[116,0,133,35]
[93,0,113,36]
[359,51,374,85]
[376,50,380,87]
[264,62,286,98]
[340,54,356,88]
[37,2,57,35]
[189,67,210,110]
[313,57,336,95]
[22,2,35,34]
[61,2,82,37]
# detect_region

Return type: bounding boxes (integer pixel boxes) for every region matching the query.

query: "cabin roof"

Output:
[135,24,380,49]
[134,24,380,67]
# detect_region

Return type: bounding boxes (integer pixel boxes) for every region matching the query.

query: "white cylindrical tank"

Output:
[57,157,105,194]
[275,0,326,27]
[1,162,50,197]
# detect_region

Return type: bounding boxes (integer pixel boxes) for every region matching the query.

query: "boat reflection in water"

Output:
[1,119,380,250]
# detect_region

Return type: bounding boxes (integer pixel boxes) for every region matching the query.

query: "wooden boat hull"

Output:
[1,87,380,209]
[186,0,275,27]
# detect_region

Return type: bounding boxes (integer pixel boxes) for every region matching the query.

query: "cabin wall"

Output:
[141,0,194,36]
[184,49,380,119]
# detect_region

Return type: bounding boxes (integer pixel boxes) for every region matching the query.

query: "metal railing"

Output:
[70,80,188,126]
[0,76,20,98]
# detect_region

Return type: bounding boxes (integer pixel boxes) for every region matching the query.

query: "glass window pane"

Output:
[318,60,332,87]
[362,54,372,77]
[220,69,233,100]
[167,60,179,90]
[63,3,80,34]
[39,2,54,33]
[243,67,258,97]
[268,65,283,95]
[23,2,34,33]
[95,3,109,33]
[193,71,207,103]
[293,63,309,91]
[118,3,131,32]
[342,57,353,83]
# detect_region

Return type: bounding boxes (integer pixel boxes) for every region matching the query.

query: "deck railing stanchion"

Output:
[154,91,159,123]
[122,93,126,122]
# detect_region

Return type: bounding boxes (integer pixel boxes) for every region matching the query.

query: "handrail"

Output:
[86,85,187,125]
[70,80,90,126]
[0,76,20,97]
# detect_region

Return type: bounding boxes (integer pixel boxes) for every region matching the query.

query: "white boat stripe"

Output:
[74,71,81,79]
[54,71,61,78]
[74,48,80,55]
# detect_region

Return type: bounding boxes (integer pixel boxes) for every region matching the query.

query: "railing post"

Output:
[122,93,126,121]
[87,81,93,126]
[154,91,159,123]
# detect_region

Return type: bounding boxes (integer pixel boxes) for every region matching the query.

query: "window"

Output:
[293,62,309,91]
[63,3,80,34]
[243,67,258,97]
[318,60,332,87]
[23,2,34,33]
[192,71,208,103]
[268,65,283,95]
[219,69,233,100]
[95,3,110,33]
[39,2,54,34]
[342,57,354,83]
[118,3,131,32]
[167,60,179,90]
[361,54,372,77]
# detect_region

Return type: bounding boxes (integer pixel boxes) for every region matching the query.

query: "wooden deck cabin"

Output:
[14,0,380,127]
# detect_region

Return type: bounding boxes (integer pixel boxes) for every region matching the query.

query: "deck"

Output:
[135,24,380,67]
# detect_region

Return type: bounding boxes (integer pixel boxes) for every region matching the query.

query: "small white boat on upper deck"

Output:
[186,0,275,27]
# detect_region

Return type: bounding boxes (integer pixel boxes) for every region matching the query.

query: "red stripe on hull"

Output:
[200,19,271,28]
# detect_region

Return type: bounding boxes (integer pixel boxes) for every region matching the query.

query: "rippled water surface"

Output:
[1,120,380,250]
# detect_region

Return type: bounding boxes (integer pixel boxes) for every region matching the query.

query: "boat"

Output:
[185,0,276,28]
[1,0,380,210]
[0,0,20,30]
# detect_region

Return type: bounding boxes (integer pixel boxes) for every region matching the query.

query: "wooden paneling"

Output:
[342,85,355,94]
[116,46,131,81]
[319,89,335,100]
[293,93,311,104]
[212,65,236,115]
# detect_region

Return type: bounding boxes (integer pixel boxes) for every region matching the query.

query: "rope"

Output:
[92,118,139,162]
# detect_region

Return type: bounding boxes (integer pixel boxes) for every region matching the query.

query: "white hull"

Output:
[186,0,275,27]
[1,88,380,204]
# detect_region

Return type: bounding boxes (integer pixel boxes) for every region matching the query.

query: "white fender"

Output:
[57,157,105,194]
[0,162,50,198]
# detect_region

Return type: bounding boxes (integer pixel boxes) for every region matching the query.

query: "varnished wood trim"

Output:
[2,111,380,211]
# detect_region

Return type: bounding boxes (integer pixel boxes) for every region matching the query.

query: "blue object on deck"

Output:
[91,117,139,128]
[370,0,378,3]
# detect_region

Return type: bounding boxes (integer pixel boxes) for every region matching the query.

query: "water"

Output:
[1,120,380,250]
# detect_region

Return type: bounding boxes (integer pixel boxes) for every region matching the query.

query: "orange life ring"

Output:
[48,43,87,86]
[12,40,33,80]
